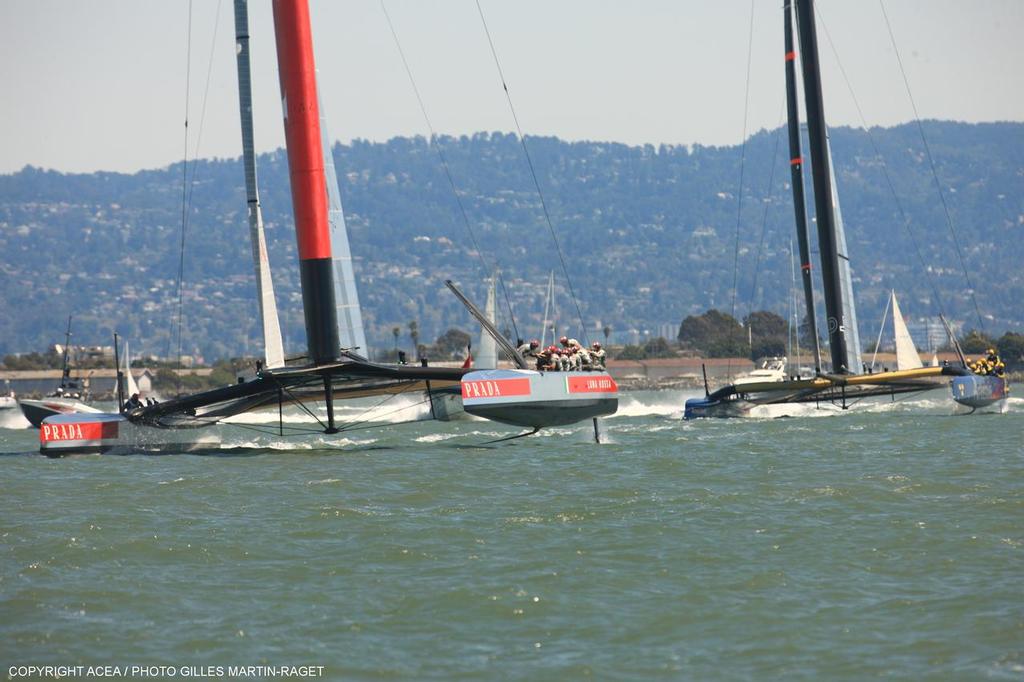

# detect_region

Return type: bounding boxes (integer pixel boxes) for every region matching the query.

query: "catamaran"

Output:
[684,0,968,419]
[39,0,616,454]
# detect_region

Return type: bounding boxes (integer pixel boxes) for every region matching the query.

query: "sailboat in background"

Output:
[684,0,966,419]
[866,290,924,373]
[19,316,102,427]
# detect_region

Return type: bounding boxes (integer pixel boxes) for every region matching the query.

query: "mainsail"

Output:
[319,89,368,356]
[826,132,863,372]
[233,0,285,368]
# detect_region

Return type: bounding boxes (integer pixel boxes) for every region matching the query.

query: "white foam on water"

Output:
[414,432,462,443]
[217,435,378,451]
[0,408,31,429]
[223,394,432,425]
[610,391,690,419]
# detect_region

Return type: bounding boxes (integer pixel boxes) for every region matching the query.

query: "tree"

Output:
[616,344,646,360]
[435,328,472,359]
[391,326,400,353]
[996,332,1024,370]
[677,309,746,357]
[643,336,674,358]
[960,329,994,354]
[744,310,787,360]
[408,320,420,359]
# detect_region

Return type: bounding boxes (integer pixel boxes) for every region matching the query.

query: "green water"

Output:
[1,392,1022,680]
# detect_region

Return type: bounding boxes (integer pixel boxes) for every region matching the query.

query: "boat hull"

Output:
[19,398,101,428]
[951,375,1009,410]
[460,369,618,428]
[684,369,952,419]
[39,412,220,456]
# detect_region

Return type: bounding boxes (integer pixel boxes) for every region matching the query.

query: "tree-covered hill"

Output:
[0,121,1020,360]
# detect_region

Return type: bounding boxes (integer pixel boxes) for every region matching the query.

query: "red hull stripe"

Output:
[40,421,119,443]
[274,0,332,261]
[567,375,618,394]
[461,378,532,399]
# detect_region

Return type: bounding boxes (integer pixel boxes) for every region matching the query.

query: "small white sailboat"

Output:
[20,317,101,428]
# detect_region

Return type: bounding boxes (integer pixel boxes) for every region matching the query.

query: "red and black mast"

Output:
[272,0,340,365]
[794,0,849,373]
[784,0,822,373]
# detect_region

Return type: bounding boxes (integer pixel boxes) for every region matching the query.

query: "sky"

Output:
[1,0,1021,175]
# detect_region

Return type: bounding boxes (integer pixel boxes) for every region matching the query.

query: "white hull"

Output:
[39,412,220,455]
[19,398,102,428]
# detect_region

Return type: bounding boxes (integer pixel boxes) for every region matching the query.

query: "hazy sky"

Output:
[1,0,1021,174]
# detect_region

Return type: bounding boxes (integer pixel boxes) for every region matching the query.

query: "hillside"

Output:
[0,122,1021,360]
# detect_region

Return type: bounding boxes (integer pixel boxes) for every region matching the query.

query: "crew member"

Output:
[590,342,606,369]
[517,339,541,358]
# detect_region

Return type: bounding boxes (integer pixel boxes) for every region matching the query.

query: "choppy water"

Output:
[1,392,1022,680]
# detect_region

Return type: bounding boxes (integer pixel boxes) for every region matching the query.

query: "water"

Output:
[2,392,1022,679]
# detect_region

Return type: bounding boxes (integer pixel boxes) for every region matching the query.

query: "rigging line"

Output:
[814,7,947,320]
[878,0,985,332]
[219,421,327,437]
[379,1,520,342]
[264,375,330,431]
[172,0,225,376]
[170,0,195,383]
[184,0,225,235]
[747,105,787,314]
[333,380,428,434]
[474,0,588,344]
[727,0,756,378]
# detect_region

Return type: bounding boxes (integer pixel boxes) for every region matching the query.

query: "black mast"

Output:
[784,0,821,374]
[794,0,849,373]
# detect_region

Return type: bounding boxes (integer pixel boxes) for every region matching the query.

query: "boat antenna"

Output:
[379,0,521,342]
[474,0,589,344]
[878,0,986,333]
[168,0,194,391]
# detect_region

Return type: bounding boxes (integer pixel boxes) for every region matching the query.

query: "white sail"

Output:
[539,271,555,347]
[234,0,285,369]
[121,341,140,397]
[891,291,922,370]
[826,131,862,373]
[318,87,368,357]
[477,274,498,369]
